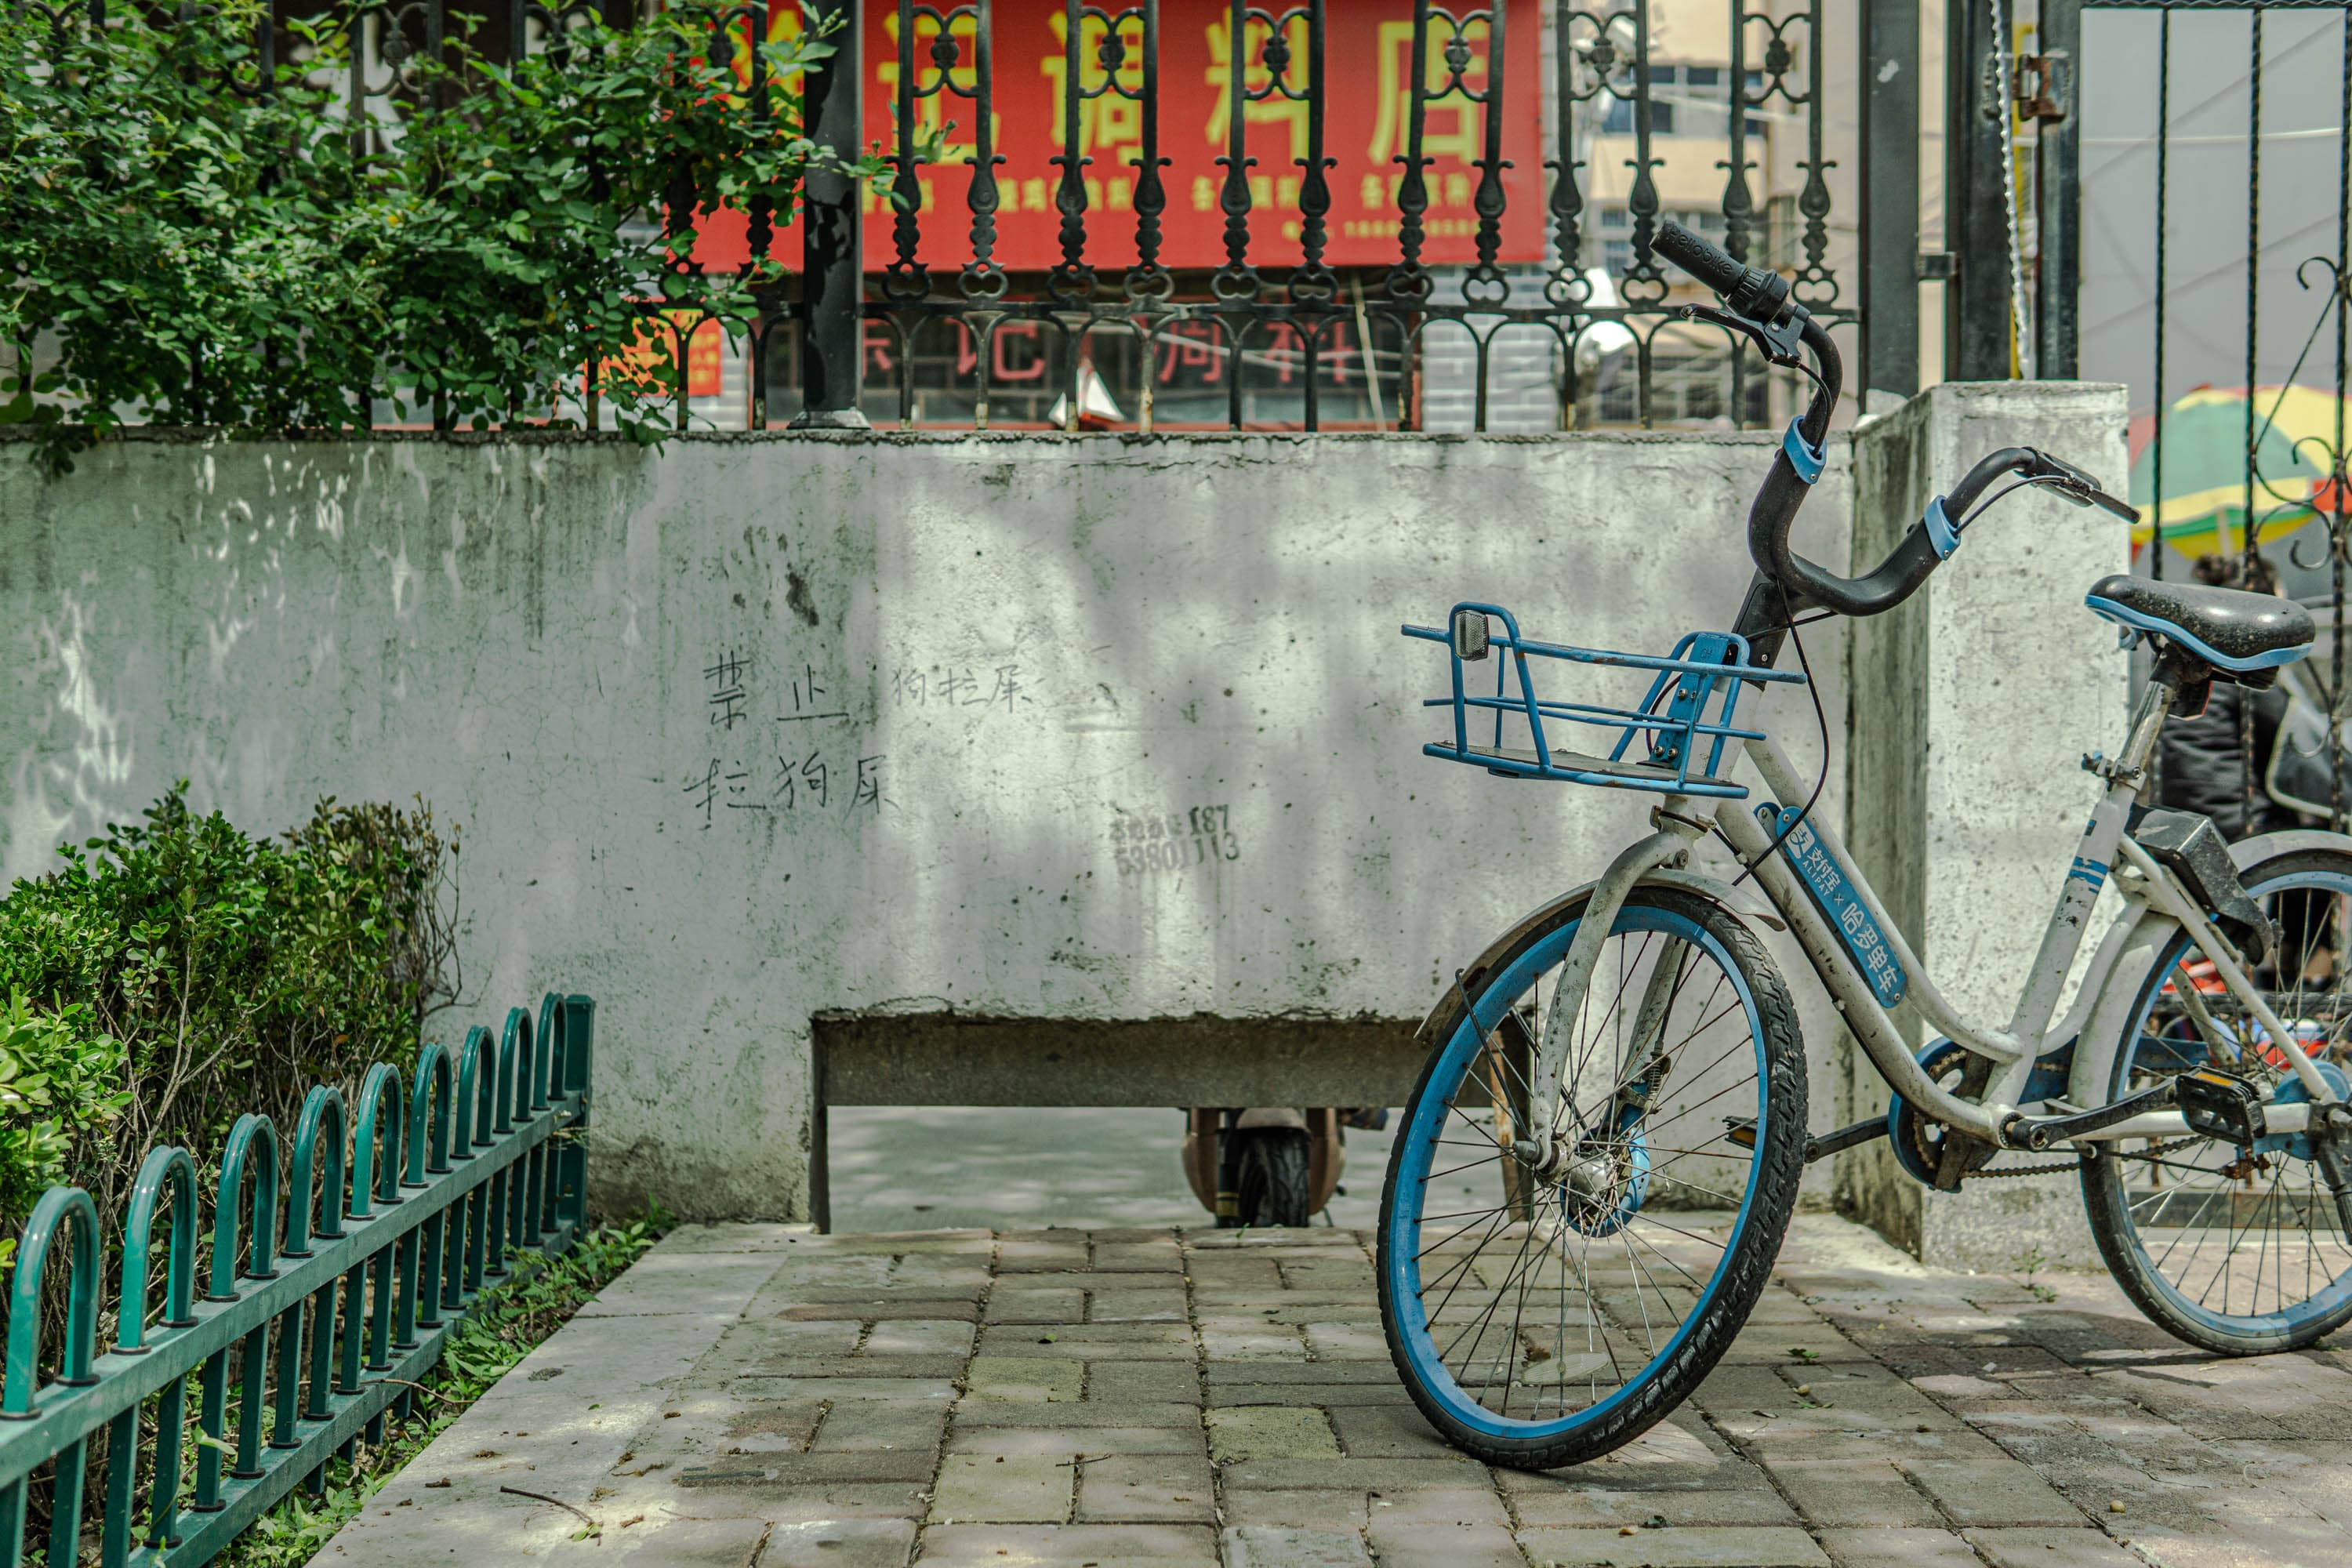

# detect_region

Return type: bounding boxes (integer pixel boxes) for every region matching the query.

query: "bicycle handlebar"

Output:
[1652,220,2140,624]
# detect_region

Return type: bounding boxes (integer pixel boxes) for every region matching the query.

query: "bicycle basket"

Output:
[1401,602,1806,799]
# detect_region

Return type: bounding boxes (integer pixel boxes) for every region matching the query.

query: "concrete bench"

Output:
[808,1012,1428,1230]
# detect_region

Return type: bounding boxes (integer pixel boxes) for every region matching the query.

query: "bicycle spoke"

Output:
[1385,890,1795,1451]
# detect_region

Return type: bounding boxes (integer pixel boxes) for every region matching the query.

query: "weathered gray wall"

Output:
[1843,382,2133,1269]
[1,429,1853,1222]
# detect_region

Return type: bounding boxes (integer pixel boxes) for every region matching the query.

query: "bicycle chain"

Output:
[1970,1137,2199,1180]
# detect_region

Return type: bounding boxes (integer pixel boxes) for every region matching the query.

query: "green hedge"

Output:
[0,788,462,1269]
[1,2,879,472]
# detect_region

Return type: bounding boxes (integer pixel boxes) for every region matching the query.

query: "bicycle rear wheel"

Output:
[1377,885,1806,1468]
[2083,846,2352,1353]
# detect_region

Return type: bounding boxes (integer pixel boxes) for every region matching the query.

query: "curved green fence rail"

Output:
[0,990,594,1568]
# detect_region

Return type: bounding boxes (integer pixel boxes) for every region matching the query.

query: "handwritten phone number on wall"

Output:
[1111,805,1240,875]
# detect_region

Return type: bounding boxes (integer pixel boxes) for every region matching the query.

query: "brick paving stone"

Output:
[1097,1240,1187,1272]
[811,1399,951,1454]
[1963,1527,2146,1568]
[917,1523,1219,1565]
[1205,1406,1341,1461]
[1207,1382,1413,1407]
[777,1299,987,1323]
[1761,1457,1942,1528]
[964,1356,1083,1403]
[928,1453,1075,1523]
[949,1425,1207,1457]
[323,1216,2352,1568]
[611,1515,773,1566]
[1892,1454,2087,1527]
[1320,1403,1456,1459]
[1214,1457,1488,1491]
[1073,1453,1218,1523]
[978,1324,1197,1359]
[1193,1290,1370,1311]
[1367,1486,1512,1528]
[1810,1529,1985,1568]
[737,1356,971,1381]
[1364,1522,1523,1568]
[1300,1323,1388,1359]
[722,1377,963,1401]
[1199,1324,1311,1360]
[864,1319,978,1356]
[1219,1526,1374,1568]
[758,1519,920,1568]
[985,1287,1088,1324]
[1089,1288,1190,1323]
[674,1452,939,1487]
[1204,1363,1399,1386]
[1088,1362,1203,1404]
[1182,1258,1286,1289]
[953,1401,1203,1429]
[996,1240,1092,1273]
[1218,1490,1372,1530]
[1506,1482,1798,1530]
[1516,1525,1832,1566]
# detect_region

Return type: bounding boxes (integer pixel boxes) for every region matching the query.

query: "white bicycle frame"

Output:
[1527,672,2352,1155]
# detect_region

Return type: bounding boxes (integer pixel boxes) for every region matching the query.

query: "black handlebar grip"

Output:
[1653,220,1747,296]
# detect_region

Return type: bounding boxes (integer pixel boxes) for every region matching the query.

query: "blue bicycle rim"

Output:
[1384,903,1769,1441]
[2110,866,2352,1341]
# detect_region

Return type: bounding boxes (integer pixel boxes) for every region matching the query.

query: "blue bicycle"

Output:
[1379,220,2352,1468]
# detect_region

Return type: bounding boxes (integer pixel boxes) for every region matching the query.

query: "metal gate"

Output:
[2028,0,2352,822]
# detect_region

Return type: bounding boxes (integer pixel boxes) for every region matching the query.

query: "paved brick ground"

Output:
[314,1214,2352,1567]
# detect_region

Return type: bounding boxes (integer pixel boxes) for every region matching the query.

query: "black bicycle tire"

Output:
[2081,845,2352,1355]
[1233,1127,1314,1227]
[1377,885,1807,1469]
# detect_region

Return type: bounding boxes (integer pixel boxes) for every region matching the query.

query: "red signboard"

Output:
[698,0,1545,275]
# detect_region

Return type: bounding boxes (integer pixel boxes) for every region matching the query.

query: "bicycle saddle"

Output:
[2085,574,2314,675]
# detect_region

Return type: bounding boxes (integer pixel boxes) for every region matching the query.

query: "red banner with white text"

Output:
[696,0,1545,275]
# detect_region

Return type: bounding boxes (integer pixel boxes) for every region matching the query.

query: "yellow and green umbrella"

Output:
[2128,384,2350,557]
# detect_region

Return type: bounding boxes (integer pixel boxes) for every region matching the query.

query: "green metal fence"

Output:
[0,990,594,1568]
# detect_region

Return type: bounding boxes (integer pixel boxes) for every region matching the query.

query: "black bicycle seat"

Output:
[2085,575,2314,674]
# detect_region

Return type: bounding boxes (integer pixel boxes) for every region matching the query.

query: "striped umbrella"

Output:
[2126,385,2344,557]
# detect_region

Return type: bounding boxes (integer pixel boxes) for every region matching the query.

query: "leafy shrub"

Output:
[0,786,462,1234]
[2,1,877,470]
[0,995,131,1271]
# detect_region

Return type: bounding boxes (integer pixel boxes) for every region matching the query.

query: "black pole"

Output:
[1858,0,1920,407]
[2034,0,2081,378]
[791,0,869,429]
[1946,0,2013,379]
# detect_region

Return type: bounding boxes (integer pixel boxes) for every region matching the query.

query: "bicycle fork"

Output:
[1515,817,1709,1192]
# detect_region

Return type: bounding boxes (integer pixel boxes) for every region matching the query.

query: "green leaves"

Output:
[0,785,459,1247]
[3,2,874,471]
[0,992,129,1222]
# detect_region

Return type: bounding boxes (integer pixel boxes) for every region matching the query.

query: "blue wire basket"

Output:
[1401,602,1806,800]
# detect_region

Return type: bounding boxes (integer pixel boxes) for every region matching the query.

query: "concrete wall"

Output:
[4,395,2124,1250]
[1842,382,2133,1269]
[1,427,1851,1222]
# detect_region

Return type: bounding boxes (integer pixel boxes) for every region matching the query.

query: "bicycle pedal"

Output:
[2177,1067,2267,1147]
[1724,1116,1758,1150]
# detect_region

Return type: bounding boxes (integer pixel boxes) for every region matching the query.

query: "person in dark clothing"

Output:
[2157,551,2333,982]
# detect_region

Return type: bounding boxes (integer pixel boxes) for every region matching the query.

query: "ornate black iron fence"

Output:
[8,0,1859,434]
[806,0,1852,434]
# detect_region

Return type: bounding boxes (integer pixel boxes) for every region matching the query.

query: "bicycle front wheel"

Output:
[1377,885,1806,1469]
[2083,845,2352,1353]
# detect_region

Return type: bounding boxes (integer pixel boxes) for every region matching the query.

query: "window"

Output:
[1597,63,1766,140]
[1600,69,1676,136]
